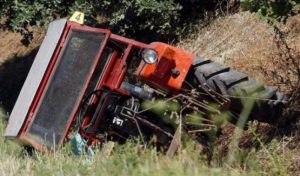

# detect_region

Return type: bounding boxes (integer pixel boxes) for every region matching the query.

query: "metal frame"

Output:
[13,21,152,151]
[4,19,67,138]
[78,33,150,144]
[18,22,111,151]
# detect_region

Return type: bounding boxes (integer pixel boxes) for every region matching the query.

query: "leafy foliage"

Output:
[0,0,180,42]
[0,0,237,43]
[100,0,182,42]
[241,0,300,22]
[5,1,298,42]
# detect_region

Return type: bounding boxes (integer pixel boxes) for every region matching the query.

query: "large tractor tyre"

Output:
[186,56,287,123]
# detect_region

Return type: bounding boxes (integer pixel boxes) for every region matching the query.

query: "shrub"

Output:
[241,0,300,22]
[101,0,182,42]
[0,0,238,43]
[0,0,182,42]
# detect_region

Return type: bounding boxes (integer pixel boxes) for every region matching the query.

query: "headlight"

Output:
[142,48,158,64]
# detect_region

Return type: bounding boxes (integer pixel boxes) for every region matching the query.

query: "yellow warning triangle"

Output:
[69,11,85,24]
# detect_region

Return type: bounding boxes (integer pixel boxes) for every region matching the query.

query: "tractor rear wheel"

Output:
[186,56,287,123]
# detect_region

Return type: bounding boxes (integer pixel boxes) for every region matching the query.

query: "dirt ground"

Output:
[0,25,45,112]
[0,27,45,64]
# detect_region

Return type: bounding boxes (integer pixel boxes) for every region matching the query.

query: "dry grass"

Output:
[178,12,300,91]
[0,113,294,176]
[178,11,300,174]
[0,27,44,64]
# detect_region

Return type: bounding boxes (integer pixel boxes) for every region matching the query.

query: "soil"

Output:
[0,25,45,111]
[0,27,45,64]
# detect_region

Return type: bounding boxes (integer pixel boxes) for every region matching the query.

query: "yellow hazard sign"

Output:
[69,11,85,24]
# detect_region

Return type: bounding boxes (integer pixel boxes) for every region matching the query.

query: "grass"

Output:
[0,118,221,176]
[0,107,294,176]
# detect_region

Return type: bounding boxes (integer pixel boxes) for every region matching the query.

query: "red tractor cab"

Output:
[4,18,196,152]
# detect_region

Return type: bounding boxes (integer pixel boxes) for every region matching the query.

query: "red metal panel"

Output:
[105,44,133,90]
[19,22,111,151]
[110,34,148,48]
[136,42,196,92]
[80,50,119,132]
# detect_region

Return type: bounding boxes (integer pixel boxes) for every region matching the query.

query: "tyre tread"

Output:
[188,56,286,123]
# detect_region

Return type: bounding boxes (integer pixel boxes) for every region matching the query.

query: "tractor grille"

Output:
[27,30,106,149]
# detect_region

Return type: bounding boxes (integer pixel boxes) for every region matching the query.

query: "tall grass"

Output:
[0,104,294,176]
[0,121,233,176]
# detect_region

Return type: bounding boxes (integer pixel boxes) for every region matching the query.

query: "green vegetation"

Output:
[0,108,293,176]
[0,0,235,43]
[1,0,300,42]
[241,0,300,22]
[0,0,182,42]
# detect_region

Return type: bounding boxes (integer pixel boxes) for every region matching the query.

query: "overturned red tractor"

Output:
[5,15,286,152]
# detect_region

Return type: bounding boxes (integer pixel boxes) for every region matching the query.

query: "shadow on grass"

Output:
[0,48,38,113]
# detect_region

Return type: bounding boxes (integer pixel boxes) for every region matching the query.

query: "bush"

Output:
[0,0,237,43]
[0,0,182,42]
[0,0,75,44]
[101,0,182,42]
[241,0,300,22]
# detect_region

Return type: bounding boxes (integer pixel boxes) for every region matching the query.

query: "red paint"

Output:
[19,22,111,151]
[136,42,195,92]
[15,21,195,152]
